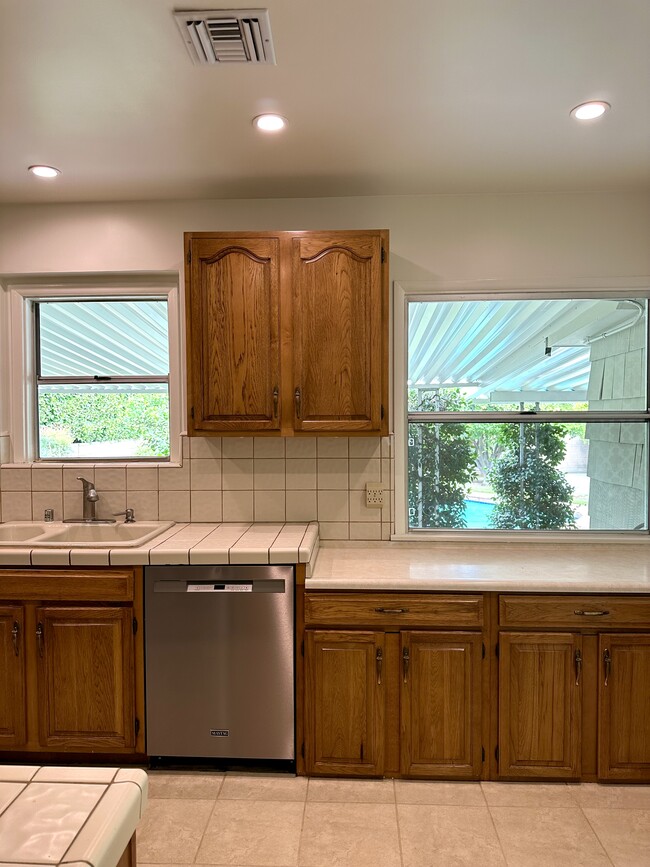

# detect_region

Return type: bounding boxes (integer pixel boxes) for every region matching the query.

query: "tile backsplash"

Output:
[0,435,395,541]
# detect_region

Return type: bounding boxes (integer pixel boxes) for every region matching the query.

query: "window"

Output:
[397,287,650,535]
[5,278,181,464]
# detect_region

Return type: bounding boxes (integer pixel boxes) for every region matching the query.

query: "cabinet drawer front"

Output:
[305,593,483,628]
[0,569,134,602]
[500,595,650,629]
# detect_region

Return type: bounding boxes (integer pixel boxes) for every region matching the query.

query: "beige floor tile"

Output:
[195,799,304,866]
[219,773,308,801]
[481,782,575,807]
[397,804,506,867]
[490,806,612,866]
[306,777,395,803]
[583,808,650,867]
[137,798,215,863]
[147,772,224,799]
[569,783,650,809]
[299,802,400,867]
[395,780,485,806]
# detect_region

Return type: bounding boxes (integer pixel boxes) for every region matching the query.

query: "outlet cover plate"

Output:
[366,483,385,508]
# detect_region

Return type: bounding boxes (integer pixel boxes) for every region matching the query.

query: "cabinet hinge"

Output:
[132,617,138,635]
[482,746,485,762]
[495,746,499,762]
[495,643,499,658]
[482,642,485,659]
[381,247,386,264]
[135,717,140,737]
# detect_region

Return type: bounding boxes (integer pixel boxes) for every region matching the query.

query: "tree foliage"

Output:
[38,393,170,457]
[488,423,575,529]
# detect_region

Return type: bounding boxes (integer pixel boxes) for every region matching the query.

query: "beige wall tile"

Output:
[222,458,254,490]
[0,435,10,465]
[32,492,63,522]
[159,490,191,521]
[381,436,393,458]
[63,491,83,520]
[191,490,223,522]
[222,438,254,458]
[182,435,190,458]
[349,437,381,458]
[317,437,348,458]
[1,468,31,491]
[286,437,317,458]
[222,490,254,522]
[31,466,63,491]
[1,491,32,520]
[286,458,317,490]
[253,458,286,490]
[349,458,381,490]
[127,467,159,490]
[381,523,391,540]
[349,490,381,522]
[350,522,382,540]
[189,437,222,459]
[254,438,286,458]
[317,489,349,521]
[124,490,159,521]
[286,490,317,521]
[319,522,350,540]
[254,490,286,521]
[317,458,349,489]
[63,467,94,490]
[158,463,190,490]
[190,459,222,491]
[94,466,126,490]
[96,490,126,520]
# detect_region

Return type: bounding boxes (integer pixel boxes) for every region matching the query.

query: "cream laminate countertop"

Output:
[308,541,650,593]
[0,522,319,572]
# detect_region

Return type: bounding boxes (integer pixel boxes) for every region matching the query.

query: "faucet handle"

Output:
[114,508,136,523]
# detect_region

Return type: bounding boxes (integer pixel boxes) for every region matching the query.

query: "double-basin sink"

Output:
[0,520,174,548]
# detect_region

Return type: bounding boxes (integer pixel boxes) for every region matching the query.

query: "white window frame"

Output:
[5,274,183,465]
[392,277,650,542]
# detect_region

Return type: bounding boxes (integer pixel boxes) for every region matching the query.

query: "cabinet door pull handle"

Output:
[374,607,409,614]
[604,648,611,686]
[574,609,609,617]
[272,386,279,418]
[402,646,410,683]
[294,387,302,419]
[36,622,44,658]
[11,621,20,656]
[376,647,383,685]
[575,649,582,686]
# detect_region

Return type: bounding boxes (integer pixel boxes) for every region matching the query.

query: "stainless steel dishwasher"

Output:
[144,564,294,761]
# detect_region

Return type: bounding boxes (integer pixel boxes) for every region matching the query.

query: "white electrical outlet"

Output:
[366,482,385,508]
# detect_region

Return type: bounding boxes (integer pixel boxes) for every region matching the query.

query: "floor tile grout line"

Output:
[484,803,513,866]
[578,805,616,867]
[191,786,223,865]
[392,778,407,867]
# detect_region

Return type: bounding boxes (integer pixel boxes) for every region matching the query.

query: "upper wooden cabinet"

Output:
[185,230,389,436]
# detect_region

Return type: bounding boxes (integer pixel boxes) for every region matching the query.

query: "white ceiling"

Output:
[1,0,649,204]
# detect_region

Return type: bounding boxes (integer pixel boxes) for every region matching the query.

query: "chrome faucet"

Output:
[77,476,99,522]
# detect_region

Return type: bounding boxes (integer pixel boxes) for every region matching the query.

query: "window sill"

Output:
[391,530,650,544]
[1,460,181,470]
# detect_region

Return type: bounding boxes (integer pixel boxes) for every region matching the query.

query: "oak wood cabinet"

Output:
[185,230,389,436]
[0,568,144,756]
[303,592,485,778]
[497,595,650,781]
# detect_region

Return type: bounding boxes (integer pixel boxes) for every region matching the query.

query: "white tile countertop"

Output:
[0,765,147,867]
[308,541,650,592]
[0,522,319,573]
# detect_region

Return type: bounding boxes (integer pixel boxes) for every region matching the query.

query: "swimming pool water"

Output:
[463,498,495,528]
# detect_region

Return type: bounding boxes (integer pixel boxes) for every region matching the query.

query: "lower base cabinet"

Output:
[0,568,143,755]
[303,593,486,779]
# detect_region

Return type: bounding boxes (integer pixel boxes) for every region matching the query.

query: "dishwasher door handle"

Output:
[152,580,284,593]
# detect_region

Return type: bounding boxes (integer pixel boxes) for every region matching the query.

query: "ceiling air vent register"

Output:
[174,9,276,65]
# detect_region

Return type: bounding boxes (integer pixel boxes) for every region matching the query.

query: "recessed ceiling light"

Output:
[28,165,61,178]
[570,101,610,121]
[253,114,287,132]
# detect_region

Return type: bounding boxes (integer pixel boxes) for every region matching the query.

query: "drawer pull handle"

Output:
[294,387,302,419]
[11,622,20,656]
[376,647,383,685]
[402,646,410,683]
[375,607,409,614]
[36,622,44,658]
[575,649,582,686]
[574,610,609,617]
[272,386,279,418]
[604,648,611,686]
